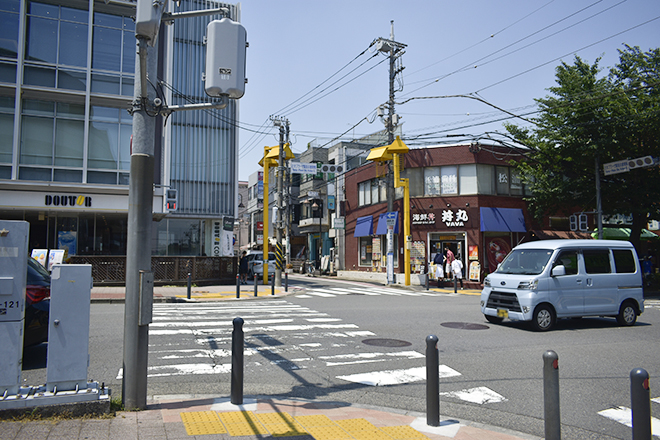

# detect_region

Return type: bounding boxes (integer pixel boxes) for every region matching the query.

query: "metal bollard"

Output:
[630,368,651,440]
[187,273,192,299]
[543,350,561,440]
[271,272,275,295]
[426,335,440,427]
[231,317,244,405]
[254,273,258,297]
[453,276,457,293]
[285,272,288,292]
[236,274,240,299]
[425,272,429,290]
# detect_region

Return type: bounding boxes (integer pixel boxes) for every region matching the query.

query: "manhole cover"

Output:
[441,322,489,330]
[362,338,412,347]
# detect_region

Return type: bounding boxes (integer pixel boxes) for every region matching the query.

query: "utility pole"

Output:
[271,117,290,287]
[376,21,406,212]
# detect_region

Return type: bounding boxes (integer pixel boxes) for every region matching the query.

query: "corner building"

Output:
[344,142,534,285]
[0,0,241,258]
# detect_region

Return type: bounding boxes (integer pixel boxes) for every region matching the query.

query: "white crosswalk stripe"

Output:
[598,404,660,435]
[128,299,508,407]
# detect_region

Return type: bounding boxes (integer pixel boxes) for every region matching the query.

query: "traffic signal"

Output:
[166,189,177,211]
[628,156,655,170]
[578,214,588,231]
[569,215,577,231]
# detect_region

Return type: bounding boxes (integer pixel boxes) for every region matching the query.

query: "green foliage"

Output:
[507,45,660,250]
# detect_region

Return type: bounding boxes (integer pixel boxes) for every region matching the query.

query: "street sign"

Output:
[385,211,397,227]
[603,160,629,176]
[290,162,318,174]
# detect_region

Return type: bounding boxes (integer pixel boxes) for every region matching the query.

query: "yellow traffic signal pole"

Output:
[367,136,411,286]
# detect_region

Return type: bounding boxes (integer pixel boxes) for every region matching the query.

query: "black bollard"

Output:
[285,272,288,292]
[630,368,651,440]
[231,317,244,405]
[271,271,275,295]
[425,272,429,291]
[254,273,258,297]
[543,350,561,440]
[453,276,457,293]
[236,274,240,299]
[426,335,440,427]
[187,273,192,299]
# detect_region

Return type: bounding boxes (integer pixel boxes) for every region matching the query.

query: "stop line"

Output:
[297,286,439,298]
[125,299,509,408]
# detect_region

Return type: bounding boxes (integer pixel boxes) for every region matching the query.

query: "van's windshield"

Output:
[496,249,554,275]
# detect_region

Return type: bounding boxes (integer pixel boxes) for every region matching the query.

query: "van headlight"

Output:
[518,279,538,290]
[484,277,491,287]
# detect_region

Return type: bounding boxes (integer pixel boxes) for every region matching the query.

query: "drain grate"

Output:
[362,338,412,347]
[441,322,489,330]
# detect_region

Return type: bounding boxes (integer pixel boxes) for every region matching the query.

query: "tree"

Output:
[507,45,660,251]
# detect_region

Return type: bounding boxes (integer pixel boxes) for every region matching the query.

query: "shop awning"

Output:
[480,207,526,233]
[591,228,659,241]
[375,211,400,235]
[354,215,374,237]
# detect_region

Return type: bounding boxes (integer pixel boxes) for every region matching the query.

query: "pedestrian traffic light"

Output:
[166,188,177,211]
[578,214,588,231]
[569,215,577,231]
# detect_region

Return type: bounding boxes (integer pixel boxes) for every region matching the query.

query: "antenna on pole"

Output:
[390,20,394,40]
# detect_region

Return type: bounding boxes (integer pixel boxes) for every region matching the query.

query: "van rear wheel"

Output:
[532,304,555,331]
[616,301,637,326]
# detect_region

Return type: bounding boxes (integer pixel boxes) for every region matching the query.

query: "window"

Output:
[477,164,494,194]
[496,166,509,195]
[358,178,385,206]
[406,168,424,197]
[511,169,523,196]
[424,167,440,196]
[459,164,477,195]
[441,166,457,194]
[613,250,636,273]
[359,236,372,266]
[0,0,20,59]
[553,250,578,275]
[358,180,371,206]
[583,249,611,274]
[0,97,15,164]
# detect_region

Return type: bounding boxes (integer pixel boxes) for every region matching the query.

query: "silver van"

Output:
[480,239,644,331]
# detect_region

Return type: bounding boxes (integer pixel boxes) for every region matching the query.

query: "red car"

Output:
[24,257,50,347]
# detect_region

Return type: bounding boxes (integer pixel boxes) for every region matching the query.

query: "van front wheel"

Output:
[616,301,637,326]
[532,305,555,331]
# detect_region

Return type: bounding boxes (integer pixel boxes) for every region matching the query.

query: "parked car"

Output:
[480,239,644,331]
[245,251,276,279]
[25,257,50,347]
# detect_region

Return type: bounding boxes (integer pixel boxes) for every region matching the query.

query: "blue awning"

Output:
[354,215,374,237]
[480,207,526,233]
[375,211,400,235]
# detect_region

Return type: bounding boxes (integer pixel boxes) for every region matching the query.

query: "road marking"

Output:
[337,365,461,386]
[320,350,424,366]
[598,406,660,434]
[440,387,508,404]
[305,290,337,297]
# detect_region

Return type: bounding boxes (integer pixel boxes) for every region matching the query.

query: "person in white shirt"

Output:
[451,256,464,289]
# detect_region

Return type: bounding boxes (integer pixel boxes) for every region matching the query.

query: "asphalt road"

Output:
[21,275,660,440]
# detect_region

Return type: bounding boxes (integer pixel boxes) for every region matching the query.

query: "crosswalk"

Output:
[598,398,660,435]
[120,299,504,408]
[296,286,449,298]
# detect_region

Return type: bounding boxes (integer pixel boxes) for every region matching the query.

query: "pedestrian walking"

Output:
[239,251,248,284]
[433,252,445,287]
[444,246,454,280]
[451,256,464,289]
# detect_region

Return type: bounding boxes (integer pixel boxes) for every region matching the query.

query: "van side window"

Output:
[583,249,611,274]
[554,250,578,275]
[612,250,636,273]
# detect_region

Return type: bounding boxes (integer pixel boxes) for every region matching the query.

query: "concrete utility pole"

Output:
[275,119,285,287]
[376,21,406,212]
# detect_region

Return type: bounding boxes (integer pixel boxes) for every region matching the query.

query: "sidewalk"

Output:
[0,395,541,440]
[2,277,541,440]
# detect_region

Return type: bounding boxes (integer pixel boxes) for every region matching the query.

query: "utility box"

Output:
[205,18,247,99]
[135,0,167,46]
[46,264,93,392]
[0,220,29,396]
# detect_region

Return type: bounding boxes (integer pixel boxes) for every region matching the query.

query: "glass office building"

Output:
[0,0,240,257]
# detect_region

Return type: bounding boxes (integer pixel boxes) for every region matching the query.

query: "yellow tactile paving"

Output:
[380,425,431,439]
[334,418,377,431]
[180,411,430,439]
[180,411,226,436]
[305,425,354,440]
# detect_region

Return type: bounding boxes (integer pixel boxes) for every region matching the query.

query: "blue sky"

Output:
[234,0,660,181]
